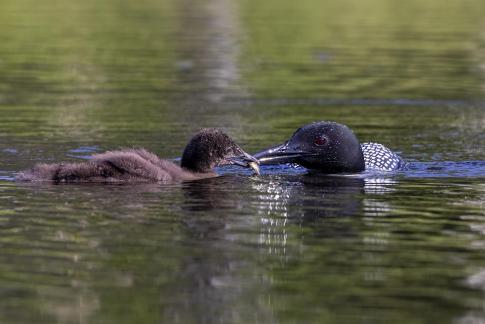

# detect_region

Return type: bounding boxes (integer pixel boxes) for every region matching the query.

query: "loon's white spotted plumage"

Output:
[361,142,404,171]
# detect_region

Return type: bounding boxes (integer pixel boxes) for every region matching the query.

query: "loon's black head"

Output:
[254,121,365,173]
[181,128,259,174]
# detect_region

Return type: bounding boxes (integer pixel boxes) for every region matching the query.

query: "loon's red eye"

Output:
[314,136,328,146]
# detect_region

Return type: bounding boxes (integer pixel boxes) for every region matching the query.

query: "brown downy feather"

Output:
[16,149,204,183]
[16,129,254,184]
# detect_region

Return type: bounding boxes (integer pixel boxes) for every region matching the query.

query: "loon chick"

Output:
[17,128,259,183]
[254,121,404,173]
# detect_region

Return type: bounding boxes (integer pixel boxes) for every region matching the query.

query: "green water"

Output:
[0,0,484,323]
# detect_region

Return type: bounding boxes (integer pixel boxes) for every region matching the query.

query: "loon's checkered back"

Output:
[361,142,404,171]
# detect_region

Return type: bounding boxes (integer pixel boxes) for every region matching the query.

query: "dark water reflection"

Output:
[1,0,485,322]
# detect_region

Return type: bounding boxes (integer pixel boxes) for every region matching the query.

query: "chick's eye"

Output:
[314,136,328,146]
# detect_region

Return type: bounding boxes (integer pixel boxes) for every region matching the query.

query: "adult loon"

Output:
[254,121,404,173]
[17,128,259,183]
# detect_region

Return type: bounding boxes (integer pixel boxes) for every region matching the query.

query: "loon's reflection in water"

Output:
[181,173,399,253]
[160,173,402,323]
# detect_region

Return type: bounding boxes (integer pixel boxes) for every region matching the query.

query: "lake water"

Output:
[0,0,484,323]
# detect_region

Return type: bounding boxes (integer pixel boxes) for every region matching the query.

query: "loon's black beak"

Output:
[228,150,260,174]
[254,142,314,165]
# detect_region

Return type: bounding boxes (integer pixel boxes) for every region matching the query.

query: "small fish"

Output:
[248,161,260,175]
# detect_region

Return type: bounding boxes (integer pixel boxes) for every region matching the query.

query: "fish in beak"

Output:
[228,149,260,175]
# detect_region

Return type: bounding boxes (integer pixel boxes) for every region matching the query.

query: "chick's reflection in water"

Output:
[182,176,244,211]
[163,176,274,323]
[180,174,262,238]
